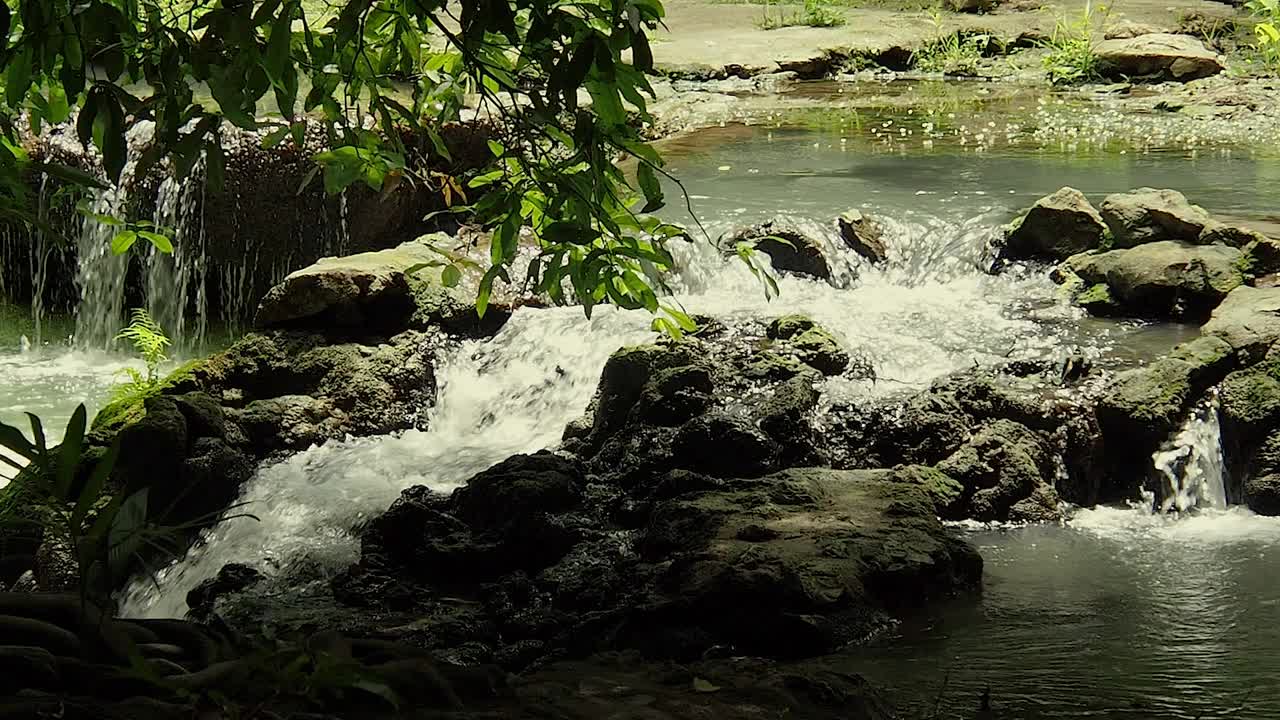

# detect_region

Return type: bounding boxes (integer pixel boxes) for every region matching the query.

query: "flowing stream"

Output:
[5,100,1280,715]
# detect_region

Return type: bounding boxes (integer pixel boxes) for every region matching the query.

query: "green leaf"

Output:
[441,264,462,287]
[266,3,295,83]
[138,231,174,254]
[5,47,32,108]
[111,231,138,254]
[476,265,502,318]
[586,81,626,125]
[0,421,35,462]
[25,413,47,454]
[261,126,291,149]
[53,405,87,503]
[72,439,118,532]
[99,92,128,183]
[636,163,664,213]
[34,162,107,190]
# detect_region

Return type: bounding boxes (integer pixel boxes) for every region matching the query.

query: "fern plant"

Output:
[115,308,171,385]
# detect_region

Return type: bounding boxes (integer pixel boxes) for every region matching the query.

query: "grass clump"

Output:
[911,9,989,76]
[1041,0,1110,84]
[758,0,847,29]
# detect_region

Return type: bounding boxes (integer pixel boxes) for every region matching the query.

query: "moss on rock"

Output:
[89,359,207,437]
[767,315,850,376]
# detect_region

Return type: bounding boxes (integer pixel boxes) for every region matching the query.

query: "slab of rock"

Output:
[837,210,888,264]
[1099,187,1213,247]
[1001,187,1108,262]
[946,0,996,13]
[1200,221,1269,248]
[255,234,510,336]
[1104,20,1171,39]
[1094,33,1225,81]
[1064,241,1242,319]
[1203,285,1280,361]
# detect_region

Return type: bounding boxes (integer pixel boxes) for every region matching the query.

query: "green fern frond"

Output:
[115,309,171,382]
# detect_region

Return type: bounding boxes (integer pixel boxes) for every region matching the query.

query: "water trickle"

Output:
[146,160,209,353]
[74,184,132,349]
[1152,393,1228,513]
[121,307,653,618]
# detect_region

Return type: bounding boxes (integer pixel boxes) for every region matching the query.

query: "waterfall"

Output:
[73,184,132,349]
[146,161,209,353]
[1152,393,1228,513]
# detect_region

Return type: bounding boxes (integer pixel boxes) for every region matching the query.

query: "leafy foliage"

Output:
[758,0,847,29]
[0,405,137,603]
[1041,1,1109,84]
[0,0,780,327]
[1249,0,1280,74]
[912,12,989,76]
[115,308,172,384]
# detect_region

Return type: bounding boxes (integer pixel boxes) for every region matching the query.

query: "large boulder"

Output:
[726,222,833,281]
[1094,33,1225,82]
[1000,187,1108,262]
[338,463,982,665]
[1202,286,1280,362]
[1098,188,1213,248]
[1062,241,1242,319]
[254,235,510,336]
[936,419,1059,521]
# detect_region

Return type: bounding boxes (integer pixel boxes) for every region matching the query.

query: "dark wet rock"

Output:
[1200,221,1268,248]
[1244,474,1280,516]
[1238,235,1280,281]
[946,0,996,12]
[1061,241,1242,320]
[1098,188,1213,247]
[232,394,349,452]
[339,464,980,667]
[187,564,266,615]
[673,413,780,478]
[887,464,964,517]
[1000,187,1108,262]
[1008,484,1064,523]
[1094,34,1225,82]
[837,210,888,264]
[1218,368,1280,447]
[767,315,850,375]
[936,419,1058,521]
[726,221,832,280]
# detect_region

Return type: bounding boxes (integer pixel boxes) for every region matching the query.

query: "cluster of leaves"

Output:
[0,405,135,602]
[0,0,778,329]
[758,0,846,30]
[115,308,172,384]
[1249,0,1280,74]
[1041,1,1109,84]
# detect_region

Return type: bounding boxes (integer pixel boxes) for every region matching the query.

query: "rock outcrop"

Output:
[1094,33,1225,82]
[726,221,833,281]
[1098,188,1213,247]
[1058,241,1242,320]
[837,210,889,264]
[999,187,1108,263]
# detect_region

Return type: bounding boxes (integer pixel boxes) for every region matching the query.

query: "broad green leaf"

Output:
[138,231,174,254]
[53,405,87,503]
[636,163,664,213]
[0,421,35,462]
[5,47,32,108]
[441,264,462,287]
[25,413,47,454]
[37,162,107,190]
[72,439,119,532]
[261,126,291,149]
[111,230,138,254]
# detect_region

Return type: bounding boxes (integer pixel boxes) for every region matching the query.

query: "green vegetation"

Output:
[911,10,988,76]
[1041,1,1110,84]
[0,0,775,333]
[758,0,847,29]
[1249,0,1280,74]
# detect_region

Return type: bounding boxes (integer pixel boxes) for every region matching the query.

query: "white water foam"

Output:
[120,214,1118,618]
[1153,393,1229,514]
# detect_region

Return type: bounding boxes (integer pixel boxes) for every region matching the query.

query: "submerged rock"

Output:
[1000,187,1108,262]
[1094,33,1225,82]
[726,221,832,280]
[1061,241,1242,320]
[1098,188,1213,247]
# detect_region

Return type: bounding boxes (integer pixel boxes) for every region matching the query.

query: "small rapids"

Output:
[1153,393,1229,514]
[121,210,1104,617]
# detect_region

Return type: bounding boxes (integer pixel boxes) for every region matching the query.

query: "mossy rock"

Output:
[767,315,850,376]
[1097,357,1195,448]
[1076,282,1120,315]
[888,464,963,517]
[1218,369,1280,441]
[89,359,207,438]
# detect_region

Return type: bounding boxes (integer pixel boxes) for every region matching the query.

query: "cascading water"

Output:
[121,212,1109,618]
[73,183,133,348]
[1152,393,1228,513]
[146,160,209,353]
